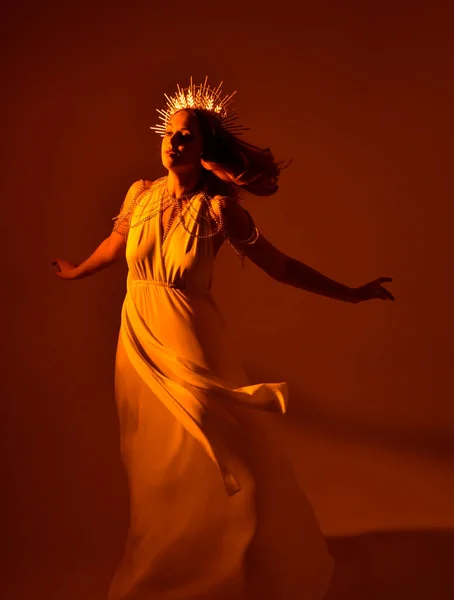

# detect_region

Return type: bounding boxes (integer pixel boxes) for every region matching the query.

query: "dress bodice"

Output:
[125,178,222,293]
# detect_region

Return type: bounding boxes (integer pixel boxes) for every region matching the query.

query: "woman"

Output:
[53,78,394,600]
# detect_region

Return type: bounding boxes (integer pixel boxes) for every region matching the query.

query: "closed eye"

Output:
[165,131,193,139]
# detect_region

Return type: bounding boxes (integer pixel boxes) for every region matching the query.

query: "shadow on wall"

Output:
[245,364,454,462]
[290,392,454,463]
[5,528,454,599]
[324,528,454,600]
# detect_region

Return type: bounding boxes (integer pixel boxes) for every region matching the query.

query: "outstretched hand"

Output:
[351,277,395,303]
[52,258,79,280]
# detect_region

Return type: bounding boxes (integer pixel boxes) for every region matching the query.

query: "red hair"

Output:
[181,108,290,198]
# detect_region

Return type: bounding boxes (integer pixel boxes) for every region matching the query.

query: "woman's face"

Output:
[161,110,204,173]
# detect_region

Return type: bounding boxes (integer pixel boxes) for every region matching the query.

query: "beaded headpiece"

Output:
[150,76,248,137]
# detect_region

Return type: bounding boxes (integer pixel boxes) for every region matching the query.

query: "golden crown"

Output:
[150,76,248,136]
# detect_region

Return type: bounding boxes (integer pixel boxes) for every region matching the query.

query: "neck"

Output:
[166,169,204,198]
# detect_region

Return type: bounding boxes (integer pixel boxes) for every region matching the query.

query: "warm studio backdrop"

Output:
[2,1,453,598]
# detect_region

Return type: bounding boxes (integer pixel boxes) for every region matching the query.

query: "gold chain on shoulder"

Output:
[112,176,259,267]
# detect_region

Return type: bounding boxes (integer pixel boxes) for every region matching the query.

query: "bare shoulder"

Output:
[211,194,238,209]
[210,194,243,226]
[211,195,288,281]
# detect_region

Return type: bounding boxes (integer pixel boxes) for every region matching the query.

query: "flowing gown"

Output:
[108,178,336,600]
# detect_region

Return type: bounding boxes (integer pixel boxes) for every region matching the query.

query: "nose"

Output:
[168,132,183,150]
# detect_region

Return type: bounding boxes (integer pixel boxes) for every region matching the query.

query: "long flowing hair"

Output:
[184,108,290,198]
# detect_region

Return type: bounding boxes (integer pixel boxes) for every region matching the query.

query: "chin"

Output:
[168,163,200,175]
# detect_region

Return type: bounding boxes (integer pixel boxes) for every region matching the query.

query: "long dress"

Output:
[108,177,336,600]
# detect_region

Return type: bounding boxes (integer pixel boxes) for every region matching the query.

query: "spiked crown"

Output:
[150,76,248,136]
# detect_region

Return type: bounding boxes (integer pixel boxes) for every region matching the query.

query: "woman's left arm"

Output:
[281,257,395,303]
[218,198,395,304]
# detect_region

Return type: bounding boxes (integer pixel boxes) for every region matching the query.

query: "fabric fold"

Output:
[121,290,288,495]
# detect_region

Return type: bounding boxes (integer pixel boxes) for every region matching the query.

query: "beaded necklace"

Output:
[112,176,259,267]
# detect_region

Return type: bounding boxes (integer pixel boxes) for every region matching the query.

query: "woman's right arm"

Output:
[52,233,126,280]
[52,179,145,280]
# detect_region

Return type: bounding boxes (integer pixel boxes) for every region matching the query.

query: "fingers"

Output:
[373,277,395,301]
[380,286,395,301]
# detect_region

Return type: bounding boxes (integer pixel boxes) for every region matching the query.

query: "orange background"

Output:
[2,1,453,598]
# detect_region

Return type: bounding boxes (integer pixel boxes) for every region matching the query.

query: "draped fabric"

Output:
[108,178,335,599]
